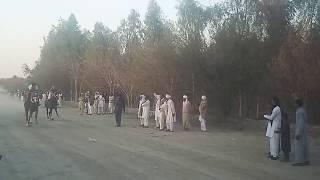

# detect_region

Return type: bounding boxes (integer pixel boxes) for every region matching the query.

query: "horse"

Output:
[24,91,41,127]
[46,92,59,120]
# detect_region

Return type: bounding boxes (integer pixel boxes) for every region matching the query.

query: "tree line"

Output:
[15,0,320,122]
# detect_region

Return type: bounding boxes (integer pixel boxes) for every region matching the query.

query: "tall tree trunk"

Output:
[130,85,133,108]
[192,73,195,104]
[256,97,260,120]
[239,91,242,118]
[70,79,73,101]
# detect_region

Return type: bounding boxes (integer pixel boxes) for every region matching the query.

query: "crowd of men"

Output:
[142,93,208,132]
[9,85,311,167]
[77,91,208,132]
[264,97,310,166]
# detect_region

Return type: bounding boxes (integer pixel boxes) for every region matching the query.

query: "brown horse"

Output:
[24,84,41,127]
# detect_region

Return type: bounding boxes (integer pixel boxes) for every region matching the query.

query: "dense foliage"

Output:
[17,0,320,122]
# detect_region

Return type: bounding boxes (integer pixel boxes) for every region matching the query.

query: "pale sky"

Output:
[0,0,216,78]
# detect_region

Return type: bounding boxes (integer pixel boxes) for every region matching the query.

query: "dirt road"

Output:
[0,93,319,180]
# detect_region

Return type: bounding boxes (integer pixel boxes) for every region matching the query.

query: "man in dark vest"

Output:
[114,92,125,127]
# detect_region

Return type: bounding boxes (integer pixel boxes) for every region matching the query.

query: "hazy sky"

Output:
[0,0,216,78]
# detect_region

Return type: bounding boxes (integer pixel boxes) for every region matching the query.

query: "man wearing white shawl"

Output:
[166,94,176,132]
[264,97,282,160]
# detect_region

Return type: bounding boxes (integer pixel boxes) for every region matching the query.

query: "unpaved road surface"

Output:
[0,93,319,180]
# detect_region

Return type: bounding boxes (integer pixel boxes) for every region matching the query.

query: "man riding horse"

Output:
[24,82,41,127]
[46,86,59,120]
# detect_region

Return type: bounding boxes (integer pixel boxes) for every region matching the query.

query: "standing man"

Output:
[141,96,151,128]
[94,92,100,114]
[114,93,125,127]
[199,95,208,132]
[159,97,168,131]
[264,97,282,160]
[84,91,90,114]
[108,95,115,114]
[138,95,146,127]
[292,98,310,166]
[166,94,176,132]
[182,95,192,130]
[79,93,85,115]
[98,95,105,115]
[154,93,161,129]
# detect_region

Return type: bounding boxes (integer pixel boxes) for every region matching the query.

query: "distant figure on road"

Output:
[141,95,151,128]
[159,97,168,131]
[114,93,125,127]
[166,94,176,132]
[292,98,310,166]
[58,93,63,107]
[138,95,146,126]
[199,96,208,132]
[154,93,161,129]
[182,95,192,130]
[98,95,105,115]
[79,93,85,115]
[108,95,115,114]
[264,97,281,160]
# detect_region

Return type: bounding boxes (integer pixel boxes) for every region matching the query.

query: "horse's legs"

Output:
[35,110,38,124]
[25,108,29,126]
[55,107,59,118]
[46,107,49,119]
[29,111,33,123]
[49,108,53,120]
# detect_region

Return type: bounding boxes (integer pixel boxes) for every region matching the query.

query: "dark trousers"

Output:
[115,112,122,127]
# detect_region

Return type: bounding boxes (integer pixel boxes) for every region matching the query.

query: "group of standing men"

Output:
[78,91,125,127]
[78,91,114,115]
[138,93,208,132]
[264,97,310,166]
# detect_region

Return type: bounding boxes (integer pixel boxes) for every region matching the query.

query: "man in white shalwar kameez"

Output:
[159,98,168,131]
[141,96,151,128]
[264,97,282,160]
[166,94,176,132]
[42,93,47,108]
[108,95,115,114]
[154,94,161,129]
[98,95,105,115]
[182,95,192,130]
[138,95,146,127]
[199,96,208,132]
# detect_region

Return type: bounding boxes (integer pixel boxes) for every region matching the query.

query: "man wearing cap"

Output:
[108,95,115,114]
[138,95,146,127]
[199,95,208,132]
[79,93,85,115]
[182,95,192,130]
[141,96,151,128]
[166,94,176,132]
[154,93,161,129]
[159,97,168,131]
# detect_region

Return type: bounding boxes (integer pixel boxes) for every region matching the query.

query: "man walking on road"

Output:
[199,96,208,132]
[166,94,176,132]
[182,95,192,130]
[292,98,310,166]
[114,93,125,127]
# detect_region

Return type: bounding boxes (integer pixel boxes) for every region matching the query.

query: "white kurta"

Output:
[108,96,114,113]
[98,97,105,114]
[155,98,161,128]
[141,100,150,127]
[58,94,63,107]
[138,97,145,125]
[159,101,168,130]
[166,99,176,131]
[264,106,281,158]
